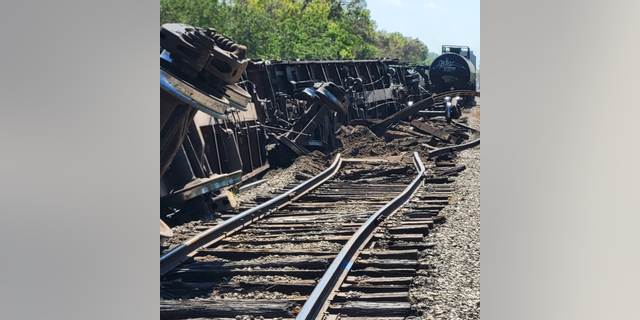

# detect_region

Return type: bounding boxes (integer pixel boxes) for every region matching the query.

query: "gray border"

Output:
[0,0,157,319]
[482,0,640,319]
[2,0,640,319]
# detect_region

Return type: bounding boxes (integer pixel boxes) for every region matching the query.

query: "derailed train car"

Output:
[242,58,432,165]
[160,24,258,229]
[159,23,476,233]
[428,45,478,118]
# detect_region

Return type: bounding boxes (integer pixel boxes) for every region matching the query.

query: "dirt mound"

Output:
[332,125,399,158]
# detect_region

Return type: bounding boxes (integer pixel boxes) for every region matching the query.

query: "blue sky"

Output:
[366,0,480,69]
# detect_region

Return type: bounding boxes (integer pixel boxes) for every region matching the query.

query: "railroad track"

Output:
[159,149,472,320]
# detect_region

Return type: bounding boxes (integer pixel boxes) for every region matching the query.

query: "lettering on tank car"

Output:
[432,59,466,72]
[441,75,459,83]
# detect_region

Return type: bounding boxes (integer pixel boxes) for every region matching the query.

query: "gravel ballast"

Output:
[412,103,481,320]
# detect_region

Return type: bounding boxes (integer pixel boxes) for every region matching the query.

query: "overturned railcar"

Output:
[240,58,431,165]
[160,23,261,227]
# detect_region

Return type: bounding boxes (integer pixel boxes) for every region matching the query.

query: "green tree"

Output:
[160,0,431,62]
[373,30,428,63]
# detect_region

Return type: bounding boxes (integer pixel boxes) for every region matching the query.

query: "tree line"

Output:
[160,0,434,64]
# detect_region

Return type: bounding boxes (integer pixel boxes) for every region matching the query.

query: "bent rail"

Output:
[451,119,480,132]
[428,137,480,158]
[296,152,426,320]
[371,90,480,135]
[428,118,481,158]
[160,154,343,276]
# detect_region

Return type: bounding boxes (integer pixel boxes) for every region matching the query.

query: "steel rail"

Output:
[160,154,343,276]
[452,119,480,132]
[429,119,481,158]
[371,90,480,135]
[428,138,480,158]
[237,179,268,192]
[296,152,426,320]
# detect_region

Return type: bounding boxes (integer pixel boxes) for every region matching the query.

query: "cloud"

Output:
[424,2,437,8]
